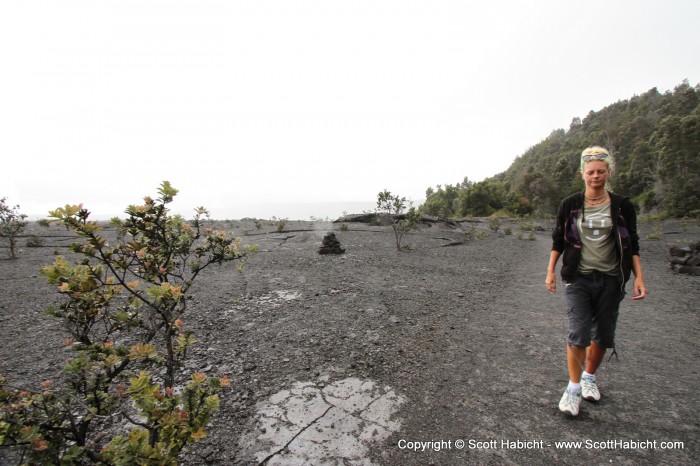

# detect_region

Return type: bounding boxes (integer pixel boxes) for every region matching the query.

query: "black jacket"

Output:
[551,191,640,285]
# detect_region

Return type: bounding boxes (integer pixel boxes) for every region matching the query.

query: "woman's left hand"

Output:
[632,277,647,300]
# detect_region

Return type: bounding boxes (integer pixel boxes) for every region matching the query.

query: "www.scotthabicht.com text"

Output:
[397,438,684,452]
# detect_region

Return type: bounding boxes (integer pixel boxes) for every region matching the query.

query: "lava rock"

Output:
[669,241,700,275]
[319,232,345,255]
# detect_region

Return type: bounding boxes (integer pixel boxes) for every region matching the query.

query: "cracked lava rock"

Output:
[237,377,405,465]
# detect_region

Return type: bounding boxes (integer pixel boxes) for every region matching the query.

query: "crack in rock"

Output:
[238,378,406,465]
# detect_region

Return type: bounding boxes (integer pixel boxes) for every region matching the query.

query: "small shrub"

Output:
[275,217,288,232]
[463,224,478,240]
[339,222,349,232]
[520,220,537,231]
[504,227,512,235]
[488,217,500,232]
[528,231,535,241]
[26,235,45,247]
[476,230,489,240]
[37,218,51,227]
[517,232,523,240]
[254,219,262,229]
[0,197,28,259]
[376,190,420,251]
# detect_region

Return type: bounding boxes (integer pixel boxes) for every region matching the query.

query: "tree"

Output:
[0,182,255,464]
[421,80,700,217]
[456,180,505,216]
[652,113,700,216]
[376,189,421,250]
[0,197,28,259]
[419,184,460,217]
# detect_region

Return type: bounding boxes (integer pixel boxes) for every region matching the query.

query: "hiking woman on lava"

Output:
[545,146,647,416]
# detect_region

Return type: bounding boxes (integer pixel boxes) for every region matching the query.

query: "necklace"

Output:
[585,194,608,206]
[585,193,606,201]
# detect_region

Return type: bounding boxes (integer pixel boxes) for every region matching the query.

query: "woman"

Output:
[545,146,647,416]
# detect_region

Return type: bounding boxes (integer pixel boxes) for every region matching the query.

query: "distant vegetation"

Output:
[421,80,700,218]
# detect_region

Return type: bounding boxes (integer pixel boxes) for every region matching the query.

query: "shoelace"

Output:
[563,391,581,411]
[581,377,599,393]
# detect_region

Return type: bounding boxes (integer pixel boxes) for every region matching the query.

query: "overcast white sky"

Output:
[2,1,699,220]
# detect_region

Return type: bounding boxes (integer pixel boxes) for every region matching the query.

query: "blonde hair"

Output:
[580,146,614,173]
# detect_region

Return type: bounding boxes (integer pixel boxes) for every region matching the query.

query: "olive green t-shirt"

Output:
[577,202,618,275]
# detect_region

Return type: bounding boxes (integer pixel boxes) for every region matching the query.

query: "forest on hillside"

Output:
[420,80,700,218]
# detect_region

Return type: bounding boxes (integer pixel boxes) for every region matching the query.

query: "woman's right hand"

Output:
[545,271,557,293]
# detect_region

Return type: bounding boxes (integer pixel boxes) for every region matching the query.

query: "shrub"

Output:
[520,220,537,231]
[504,227,512,235]
[37,218,51,227]
[339,222,349,232]
[275,217,288,232]
[476,230,489,240]
[0,197,28,259]
[25,235,45,247]
[0,182,255,464]
[488,217,500,232]
[376,190,421,251]
[463,225,475,241]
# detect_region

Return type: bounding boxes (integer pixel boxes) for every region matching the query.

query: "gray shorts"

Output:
[565,271,625,348]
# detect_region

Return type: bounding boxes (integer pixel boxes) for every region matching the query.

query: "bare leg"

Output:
[585,340,607,375]
[567,344,587,383]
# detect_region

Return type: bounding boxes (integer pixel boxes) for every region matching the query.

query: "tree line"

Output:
[421,80,700,218]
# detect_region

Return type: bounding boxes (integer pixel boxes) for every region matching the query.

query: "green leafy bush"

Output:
[0,182,255,464]
[26,235,45,247]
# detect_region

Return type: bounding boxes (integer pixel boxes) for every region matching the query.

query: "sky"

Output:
[1,1,699,220]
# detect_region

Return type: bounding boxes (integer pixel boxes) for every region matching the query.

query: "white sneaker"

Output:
[559,389,582,416]
[581,375,601,402]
